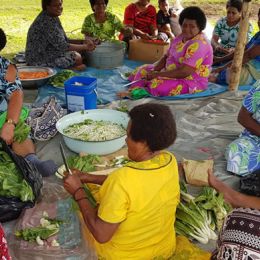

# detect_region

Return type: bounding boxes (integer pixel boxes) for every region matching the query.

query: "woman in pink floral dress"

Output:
[119,6,213,98]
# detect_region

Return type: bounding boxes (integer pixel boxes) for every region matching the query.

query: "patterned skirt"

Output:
[211,208,260,260]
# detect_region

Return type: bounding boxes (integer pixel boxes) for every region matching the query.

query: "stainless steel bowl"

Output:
[18,66,57,89]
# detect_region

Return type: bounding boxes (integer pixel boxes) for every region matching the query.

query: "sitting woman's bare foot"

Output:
[117,91,130,99]
[208,73,218,83]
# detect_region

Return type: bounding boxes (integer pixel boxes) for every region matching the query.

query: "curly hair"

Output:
[226,0,243,12]
[89,0,108,11]
[0,28,7,52]
[128,103,177,152]
[42,0,53,10]
[179,6,207,31]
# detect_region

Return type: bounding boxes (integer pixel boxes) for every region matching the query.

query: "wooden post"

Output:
[229,0,252,91]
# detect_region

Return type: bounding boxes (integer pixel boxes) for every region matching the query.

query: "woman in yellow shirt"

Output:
[63,103,180,259]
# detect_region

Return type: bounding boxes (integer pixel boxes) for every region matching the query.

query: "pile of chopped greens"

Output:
[49,70,78,88]
[175,182,232,244]
[15,211,63,246]
[14,120,31,143]
[0,151,34,201]
[63,119,126,142]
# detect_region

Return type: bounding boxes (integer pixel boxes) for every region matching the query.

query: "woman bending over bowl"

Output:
[211,0,253,57]
[63,103,180,260]
[118,6,213,99]
[81,0,125,44]
[25,0,96,70]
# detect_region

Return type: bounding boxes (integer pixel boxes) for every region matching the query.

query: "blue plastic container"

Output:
[64,76,97,112]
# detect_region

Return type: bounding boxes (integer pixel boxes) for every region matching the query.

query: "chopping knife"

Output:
[122,78,145,88]
[60,142,72,175]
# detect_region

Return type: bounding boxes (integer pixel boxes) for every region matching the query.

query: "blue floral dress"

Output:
[226,82,260,176]
[0,56,22,112]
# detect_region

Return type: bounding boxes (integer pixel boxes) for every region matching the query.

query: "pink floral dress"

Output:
[128,33,213,97]
[0,224,11,260]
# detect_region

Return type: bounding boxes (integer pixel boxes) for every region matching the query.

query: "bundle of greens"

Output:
[0,151,34,201]
[175,183,232,244]
[14,120,31,143]
[49,70,78,88]
[15,212,63,246]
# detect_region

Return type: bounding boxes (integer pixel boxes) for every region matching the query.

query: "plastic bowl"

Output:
[18,66,57,89]
[56,109,129,155]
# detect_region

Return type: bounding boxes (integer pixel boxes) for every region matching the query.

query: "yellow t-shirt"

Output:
[95,151,180,260]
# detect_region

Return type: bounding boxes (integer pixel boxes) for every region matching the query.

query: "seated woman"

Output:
[0,28,57,177]
[121,0,158,43]
[211,0,253,57]
[209,171,260,259]
[157,0,181,42]
[25,0,95,70]
[0,224,11,260]
[81,0,124,43]
[209,8,260,86]
[63,103,180,259]
[118,6,213,99]
[225,82,260,176]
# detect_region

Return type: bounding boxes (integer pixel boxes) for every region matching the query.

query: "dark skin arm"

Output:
[238,106,260,136]
[208,170,260,209]
[63,173,120,243]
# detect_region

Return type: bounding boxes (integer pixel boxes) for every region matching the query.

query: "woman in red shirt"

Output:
[121,0,158,43]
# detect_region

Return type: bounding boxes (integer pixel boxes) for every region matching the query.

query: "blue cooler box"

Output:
[64,76,97,112]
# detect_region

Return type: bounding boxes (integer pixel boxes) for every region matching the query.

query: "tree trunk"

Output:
[229,0,252,91]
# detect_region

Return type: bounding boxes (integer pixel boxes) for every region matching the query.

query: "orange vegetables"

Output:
[19,71,49,80]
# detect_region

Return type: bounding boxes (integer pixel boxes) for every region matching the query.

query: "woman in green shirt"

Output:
[81,0,124,43]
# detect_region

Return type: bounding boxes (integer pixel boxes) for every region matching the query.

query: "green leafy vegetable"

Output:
[14,120,31,143]
[0,151,34,201]
[49,70,78,88]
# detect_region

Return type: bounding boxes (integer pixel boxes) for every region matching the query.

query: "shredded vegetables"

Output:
[19,71,49,80]
[63,119,126,141]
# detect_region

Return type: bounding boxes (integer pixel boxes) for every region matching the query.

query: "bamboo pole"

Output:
[229,0,252,91]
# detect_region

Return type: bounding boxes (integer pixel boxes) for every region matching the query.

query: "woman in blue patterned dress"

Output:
[226,82,260,176]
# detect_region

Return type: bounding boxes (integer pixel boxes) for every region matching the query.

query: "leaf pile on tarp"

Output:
[175,182,232,244]
[49,70,78,88]
[0,151,34,202]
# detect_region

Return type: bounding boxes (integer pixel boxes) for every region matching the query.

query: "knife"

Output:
[122,78,144,88]
[60,142,72,175]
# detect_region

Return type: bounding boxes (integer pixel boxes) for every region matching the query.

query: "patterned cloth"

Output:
[0,56,22,112]
[25,11,76,69]
[217,31,260,85]
[0,224,11,260]
[226,84,260,176]
[211,208,260,260]
[81,12,123,40]
[128,33,213,97]
[95,151,180,260]
[123,3,157,35]
[213,17,253,49]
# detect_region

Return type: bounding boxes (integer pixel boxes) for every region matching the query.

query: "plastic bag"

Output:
[240,169,260,197]
[10,181,96,260]
[0,138,42,222]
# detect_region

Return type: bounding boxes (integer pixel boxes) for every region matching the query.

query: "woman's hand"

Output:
[146,71,159,80]
[0,123,15,145]
[83,40,96,52]
[63,173,83,196]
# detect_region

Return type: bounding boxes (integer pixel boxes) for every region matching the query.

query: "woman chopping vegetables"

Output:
[63,103,180,259]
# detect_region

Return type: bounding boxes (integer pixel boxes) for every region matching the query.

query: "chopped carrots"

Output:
[19,71,49,80]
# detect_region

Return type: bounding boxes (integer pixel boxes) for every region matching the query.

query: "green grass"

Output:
[0,0,258,58]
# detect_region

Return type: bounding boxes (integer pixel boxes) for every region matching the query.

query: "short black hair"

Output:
[226,0,243,12]
[158,0,168,4]
[89,0,109,11]
[179,6,207,31]
[42,0,53,10]
[128,103,177,152]
[0,28,7,51]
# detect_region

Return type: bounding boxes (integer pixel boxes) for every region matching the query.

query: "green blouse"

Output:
[81,12,123,40]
